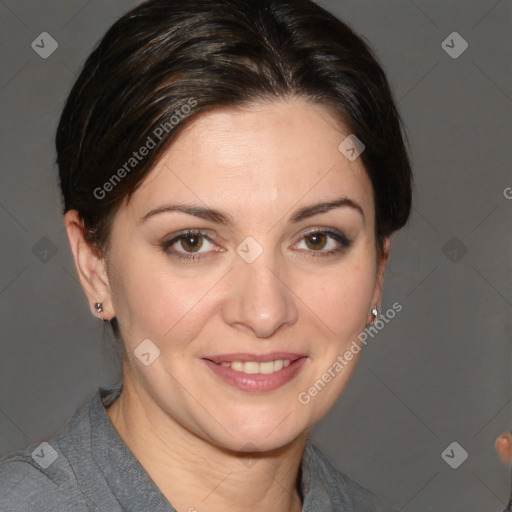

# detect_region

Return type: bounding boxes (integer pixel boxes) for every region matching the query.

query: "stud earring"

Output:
[371,306,379,322]
[94,302,103,314]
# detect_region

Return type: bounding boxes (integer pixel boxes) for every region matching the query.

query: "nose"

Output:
[222,250,298,338]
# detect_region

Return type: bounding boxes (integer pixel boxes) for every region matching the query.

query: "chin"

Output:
[205,412,309,455]
[216,432,302,457]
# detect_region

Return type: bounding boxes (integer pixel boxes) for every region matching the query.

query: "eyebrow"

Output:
[140,197,365,225]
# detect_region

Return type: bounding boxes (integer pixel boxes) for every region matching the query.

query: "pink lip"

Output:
[203,352,306,364]
[201,355,308,393]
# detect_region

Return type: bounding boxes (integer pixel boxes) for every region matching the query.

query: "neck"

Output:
[106,376,307,512]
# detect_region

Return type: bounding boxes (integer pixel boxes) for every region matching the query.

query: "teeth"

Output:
[259,361,274,374]
[231,361,244,372]
[218,359,292,374]
[244,362,260,374]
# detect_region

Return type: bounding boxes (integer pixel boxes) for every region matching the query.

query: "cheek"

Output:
[298,254,376,338]
[109,254,221,348]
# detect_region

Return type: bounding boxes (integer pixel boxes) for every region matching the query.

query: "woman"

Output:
[0,0,412,510]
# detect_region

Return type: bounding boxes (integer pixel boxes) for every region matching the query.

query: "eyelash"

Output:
[160,229,352,262]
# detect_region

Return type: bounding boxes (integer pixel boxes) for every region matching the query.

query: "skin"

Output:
[65,97,391,512]
[496,432,512,466]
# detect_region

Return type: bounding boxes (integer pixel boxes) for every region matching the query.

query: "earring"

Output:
[371,306,379,322]
[94,302,103,313]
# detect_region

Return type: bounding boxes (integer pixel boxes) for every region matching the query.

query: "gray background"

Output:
[0,0,511,510]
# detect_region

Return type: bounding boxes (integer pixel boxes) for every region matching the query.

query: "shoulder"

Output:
[0,399,94,512]
[0,445,86,512]
[305,440,398,512]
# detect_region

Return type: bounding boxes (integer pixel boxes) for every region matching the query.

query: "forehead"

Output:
[127,98,374,224]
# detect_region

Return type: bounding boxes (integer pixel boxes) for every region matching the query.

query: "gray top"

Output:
[0,382,396,511]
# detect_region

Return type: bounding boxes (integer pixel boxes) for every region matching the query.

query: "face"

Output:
[78,98,389,453]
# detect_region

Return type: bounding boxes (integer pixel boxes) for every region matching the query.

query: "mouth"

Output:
[201,352,308,392]
[203,352,306,374]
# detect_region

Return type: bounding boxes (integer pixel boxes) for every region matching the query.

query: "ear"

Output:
[63,210,114,319]
[368,236,392,322]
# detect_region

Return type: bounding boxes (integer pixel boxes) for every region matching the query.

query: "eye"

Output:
[293,229,352,257]
[160,230,220,261]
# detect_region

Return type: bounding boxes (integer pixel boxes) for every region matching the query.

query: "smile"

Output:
[201,353,308,392]
[218,360,291,374]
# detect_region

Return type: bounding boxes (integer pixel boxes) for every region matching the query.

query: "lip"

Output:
[201,355,308,393]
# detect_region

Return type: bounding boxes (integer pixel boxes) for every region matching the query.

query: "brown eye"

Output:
[180,233,204,252]
[161,230,218,261]
[293,229,352,258]
[304,232,328,251]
